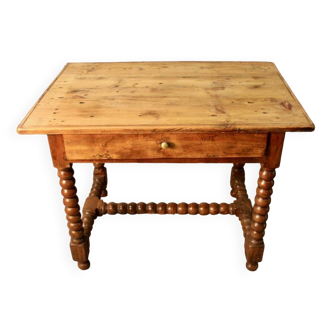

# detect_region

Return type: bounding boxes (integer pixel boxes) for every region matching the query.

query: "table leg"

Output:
[245,166,276,271]
[57,164,90,270]
[230,163,252,238]
[91,163,108,198]
[82,163,108,238]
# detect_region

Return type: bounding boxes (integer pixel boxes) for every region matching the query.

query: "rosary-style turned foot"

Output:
[245,236,264,271]
[78,260,90,270]
[69,238,89,265]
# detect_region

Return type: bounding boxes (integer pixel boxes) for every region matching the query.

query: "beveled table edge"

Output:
[17,124,315,135]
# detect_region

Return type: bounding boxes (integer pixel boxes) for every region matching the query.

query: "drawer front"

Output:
[63,133,268,160]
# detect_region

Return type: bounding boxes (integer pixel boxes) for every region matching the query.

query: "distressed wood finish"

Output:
[63,133,268,160]
[48,135,68,168]
[17,62,315,271]
[17,62,314,135]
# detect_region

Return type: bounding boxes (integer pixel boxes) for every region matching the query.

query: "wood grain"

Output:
[63,133,268,160]
[264,132,285,168]
[48,134,69,168]
[64,157,266,163]
[18,62,315,271]
[17,62,315,134]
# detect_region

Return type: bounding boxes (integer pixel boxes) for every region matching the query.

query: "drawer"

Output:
[63,133,268,160]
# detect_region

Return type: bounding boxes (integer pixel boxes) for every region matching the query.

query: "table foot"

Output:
[78,260,90,270]
[245,237,264,271]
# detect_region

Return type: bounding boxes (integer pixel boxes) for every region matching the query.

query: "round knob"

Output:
[161,142,169,149]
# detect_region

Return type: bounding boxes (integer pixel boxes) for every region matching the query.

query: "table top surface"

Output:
[17,62,314,135]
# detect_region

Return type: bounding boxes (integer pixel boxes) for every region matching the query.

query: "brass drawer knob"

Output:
[161,142,169,149]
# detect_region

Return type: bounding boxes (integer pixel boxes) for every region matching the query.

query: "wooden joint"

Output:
[70,235,89,262]
[264,132,285,168]
[230,163,252,237]
[48,135,70,168]
[83,196,100,214]
[234,199,252,216]
[90,163,108,198]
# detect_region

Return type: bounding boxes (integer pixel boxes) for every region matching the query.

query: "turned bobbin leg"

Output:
[82,163,108,239]
[93,164,109,198]
[230,163,245,198]
[57,164,90,270]
[245,166,276,271]
[230,163,252,237]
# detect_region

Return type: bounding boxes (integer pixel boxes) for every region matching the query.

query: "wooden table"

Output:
[17,62,314,271]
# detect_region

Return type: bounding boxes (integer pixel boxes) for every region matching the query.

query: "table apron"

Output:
[61,133,268,161]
